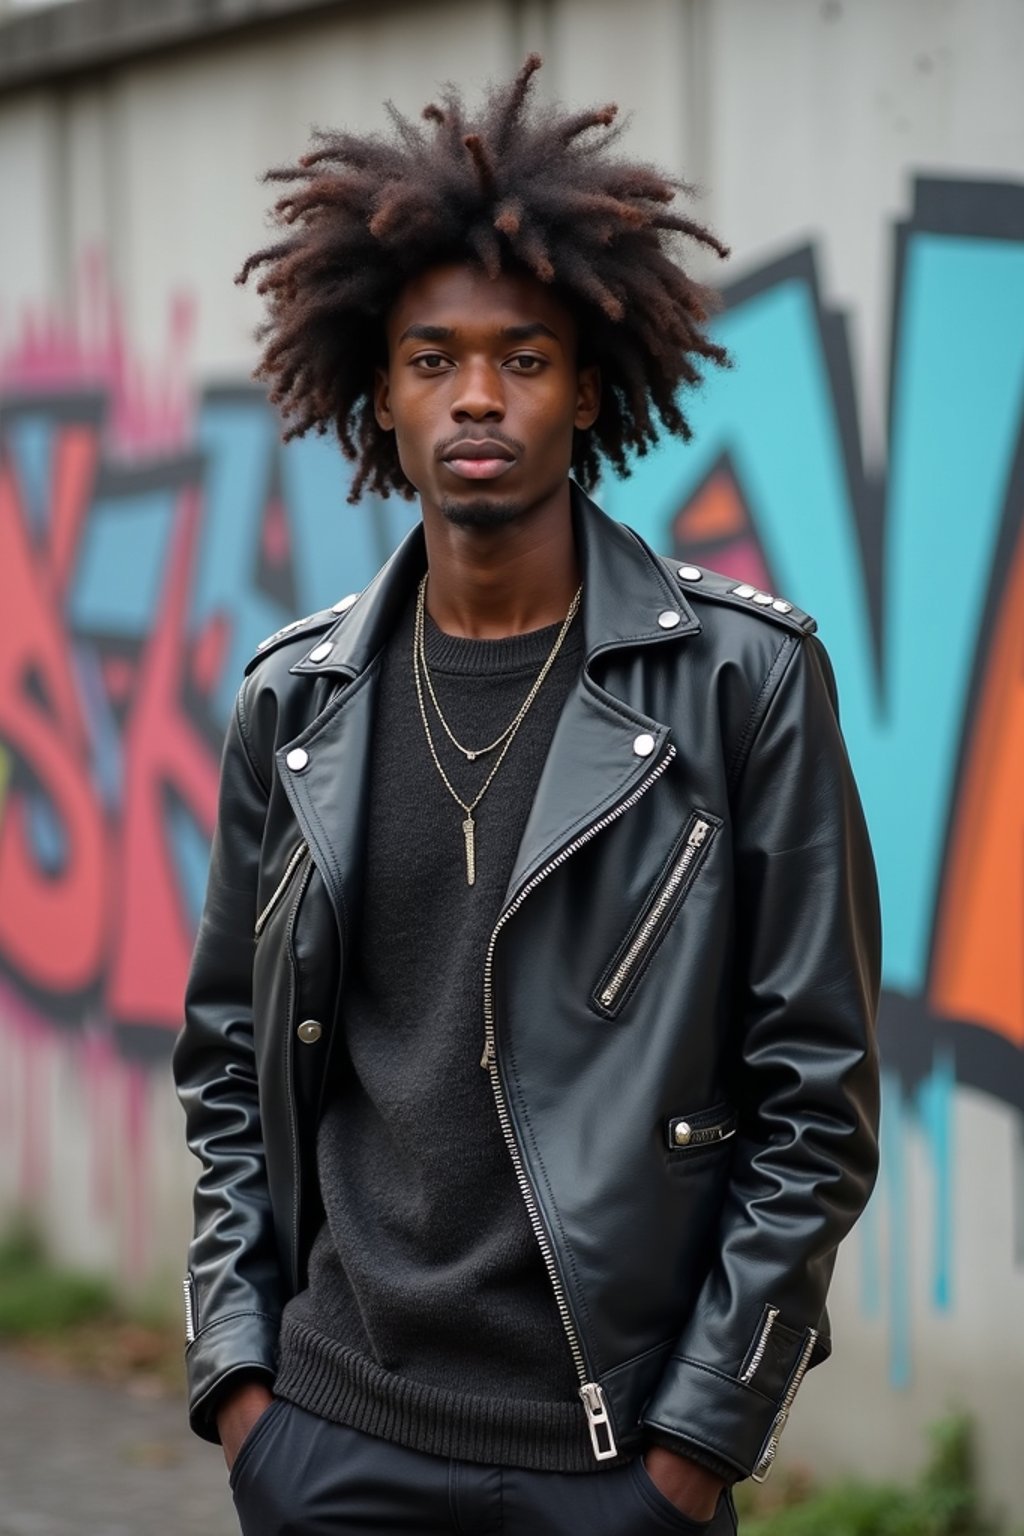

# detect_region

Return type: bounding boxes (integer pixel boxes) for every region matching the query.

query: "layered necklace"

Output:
[412,573,582,886]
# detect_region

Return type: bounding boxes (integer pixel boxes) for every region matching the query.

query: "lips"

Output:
[440,439,517,481]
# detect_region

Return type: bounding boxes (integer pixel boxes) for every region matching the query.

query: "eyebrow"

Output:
[501,322,560,343]
[396,321,561,345]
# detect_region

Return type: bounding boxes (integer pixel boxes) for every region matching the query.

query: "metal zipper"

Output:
[182,1273,196,1344]
[740,1305,779,1384]
[751,1326,818,1482]
[283,856,316,1290]
[254,842,309,940]
[480,743,677,1461]
[599,816,711,1009]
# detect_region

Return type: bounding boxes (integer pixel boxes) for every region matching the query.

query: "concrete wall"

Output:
[1,0,1023,1516]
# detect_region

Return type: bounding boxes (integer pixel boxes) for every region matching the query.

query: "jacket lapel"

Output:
[502,485,700,900]
[276,662,379,943]
[500,680,673,903]
[274,524,428,931]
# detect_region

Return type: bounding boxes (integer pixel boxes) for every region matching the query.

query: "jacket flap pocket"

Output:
[666,1101,737,1151]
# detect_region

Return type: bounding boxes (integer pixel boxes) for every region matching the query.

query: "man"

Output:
[173,56,881,1534]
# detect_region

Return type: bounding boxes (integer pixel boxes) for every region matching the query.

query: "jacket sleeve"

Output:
[641,631,882,1481]
[171,680,283,1443]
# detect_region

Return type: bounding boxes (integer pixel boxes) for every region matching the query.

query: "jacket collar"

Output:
[280,484,701,919]
[289,481,701,680]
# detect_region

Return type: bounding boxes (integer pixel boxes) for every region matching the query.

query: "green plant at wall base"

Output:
[0,1216,185,1390]
[735,1414,1013,1536]
[0,1219,115,1334]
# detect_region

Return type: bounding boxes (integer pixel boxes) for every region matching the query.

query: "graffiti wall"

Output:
[600,174,1024,1401]
[1,175,1022,1435]
[0,253,420,1275]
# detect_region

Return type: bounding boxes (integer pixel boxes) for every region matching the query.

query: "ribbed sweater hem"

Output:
[273,1317,627,1472]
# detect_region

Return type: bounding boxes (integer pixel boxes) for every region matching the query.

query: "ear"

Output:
[373,365,394,432]
[574,364,601,430]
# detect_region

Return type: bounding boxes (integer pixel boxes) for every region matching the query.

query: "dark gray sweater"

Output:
[273,593,610,1470]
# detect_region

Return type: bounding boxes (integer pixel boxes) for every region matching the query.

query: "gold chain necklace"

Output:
[416,574,582,760]
[412,575,582,886]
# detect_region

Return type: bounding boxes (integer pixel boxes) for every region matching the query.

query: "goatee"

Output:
[440,497,526,530]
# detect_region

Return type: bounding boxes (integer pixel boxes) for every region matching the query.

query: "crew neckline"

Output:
[421,607,583,677]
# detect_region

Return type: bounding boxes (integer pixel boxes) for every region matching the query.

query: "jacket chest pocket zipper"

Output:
[594,811,718,1015]
[255,843,310,941]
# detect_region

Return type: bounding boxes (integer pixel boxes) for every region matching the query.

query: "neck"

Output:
[419,481,579,639]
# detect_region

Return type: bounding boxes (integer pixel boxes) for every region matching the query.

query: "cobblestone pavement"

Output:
[0,1351,237,1536]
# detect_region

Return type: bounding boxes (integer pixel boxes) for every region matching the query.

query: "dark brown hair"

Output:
[237,55,730,502]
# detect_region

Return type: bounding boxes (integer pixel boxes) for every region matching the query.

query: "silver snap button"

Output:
[286,747,310,773]
[673,1121,692,1147]
[752,592,774,606]
[772,599,793,614]
[657,610,681,629]
[308,641,332,663]
[732,584,756,599]
[297,1019,322,1045]
[677,565,702,582]
[332,593,358,614]
[633,733,656,758]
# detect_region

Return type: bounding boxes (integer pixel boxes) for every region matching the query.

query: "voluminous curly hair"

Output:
[237,55,730,503]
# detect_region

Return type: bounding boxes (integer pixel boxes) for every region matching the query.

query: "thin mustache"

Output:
[434,431,524,461]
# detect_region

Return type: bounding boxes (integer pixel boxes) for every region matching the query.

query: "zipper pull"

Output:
[579,1381,618,1460]
[480,1037,494,1069]
[688,818,710,847]
[751,1407,788,1482]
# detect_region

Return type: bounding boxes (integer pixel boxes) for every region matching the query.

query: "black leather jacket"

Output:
[173,485,881,1482]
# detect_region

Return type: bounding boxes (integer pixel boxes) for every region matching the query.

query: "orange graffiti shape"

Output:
[675,466,748,543]
[930,513,1024,1048]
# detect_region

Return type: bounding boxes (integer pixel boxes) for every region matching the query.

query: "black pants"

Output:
[229,1398,739,1535]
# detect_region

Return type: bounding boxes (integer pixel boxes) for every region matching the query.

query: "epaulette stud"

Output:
[255,614,316,652]
[674,562,816,633]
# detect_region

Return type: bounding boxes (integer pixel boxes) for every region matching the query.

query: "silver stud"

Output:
[657,610,681,629]
[633,733,656,758]
[332,593,358,614]
[752,592,774,606]
[286,747,309,773]
[732,584,756,599]
[260,616,304,649]
[308,641,332,663]
[673,1121,693,1147]
[772,599,793,614]
[296,1019,322,1045]
[677,565,702,582]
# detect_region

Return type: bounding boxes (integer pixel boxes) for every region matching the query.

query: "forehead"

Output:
[386,262,576,347]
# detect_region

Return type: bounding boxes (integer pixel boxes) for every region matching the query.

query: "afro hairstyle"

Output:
[237,54,730,502]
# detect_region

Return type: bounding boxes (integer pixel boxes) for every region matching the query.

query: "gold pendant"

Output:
[462,816,476,886]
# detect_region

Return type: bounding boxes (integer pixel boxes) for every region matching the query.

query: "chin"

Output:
[439,495,527,530]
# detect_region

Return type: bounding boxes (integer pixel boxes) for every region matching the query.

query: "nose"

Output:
[450,357,505,422]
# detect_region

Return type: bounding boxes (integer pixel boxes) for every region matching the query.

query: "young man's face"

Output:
[374,262,600,530]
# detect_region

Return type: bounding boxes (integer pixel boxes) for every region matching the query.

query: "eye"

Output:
[506,353,546,373]
[412,352,451,372]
